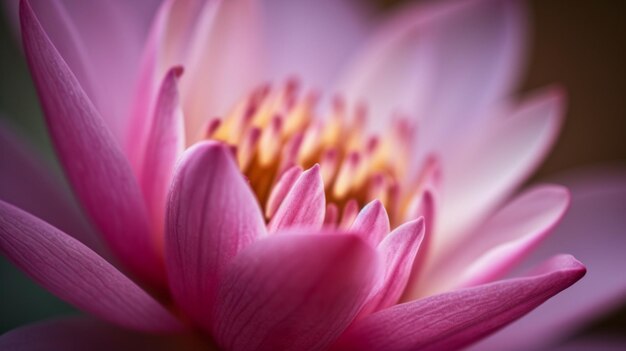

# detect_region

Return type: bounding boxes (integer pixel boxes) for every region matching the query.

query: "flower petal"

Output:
[339,0,525,136]
[260,0,372,89]
[0,121,102,254]
[11,0,160,141]
[422,185,570,297]
[265,165,303,219]
[126,0,205,172]
[436,88,565,254]
[402,189,436,299]
[268,164,325,233]
[0,316,207,351]
[469,167,626,350]
[181,0,263,143]
[165,141,266,330]
[349,200,390,246]
[213,232,378,351]
[361,218,425,315]
[139,67,185,244]
[20,0,164,287]
[333,254,586,351]
[0,201,183,333]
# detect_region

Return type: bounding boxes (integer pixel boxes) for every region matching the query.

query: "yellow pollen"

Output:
[206,78,430,228]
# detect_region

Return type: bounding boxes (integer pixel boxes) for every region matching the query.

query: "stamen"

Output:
[277,132,304,176]
[333,151,361,199]
[283,89,314,137]
[203,117,221,138]
[339,199,359,229]
[237,127,261,170]
[207,78,428,230]
[298,120,323,165]
[324,203,339,228]
[320,148,339,186]
[258,115,283,166]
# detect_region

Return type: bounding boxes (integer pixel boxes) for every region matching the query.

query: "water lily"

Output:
[1,0,623,350]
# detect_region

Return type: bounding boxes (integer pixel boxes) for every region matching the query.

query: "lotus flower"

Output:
[0,0,623,350]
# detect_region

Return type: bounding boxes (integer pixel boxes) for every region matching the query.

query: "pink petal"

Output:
[402,155,441,225]
[268,164,325,233]
[333,254,586,351]
[165,141,266,330]
[126,0,205,172]
[20,0,164,287]
[422,185,570,297]
[260,0,373,89]
[0,316,208,350]
[469,167,626,350]
[181,0,263,143]
[213,232,378,351]
[10,0,160,142]
[436,88,565,255]
[402,189,436,300]
[349,200,390,246]
[361,218,425,315]
[0,121,102,254]
[0,201,183,333]
[139,67,185,245]
[339,0,525,136]
[265,165,303,219]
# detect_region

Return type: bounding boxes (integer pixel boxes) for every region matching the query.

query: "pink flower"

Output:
[0,0,622,350]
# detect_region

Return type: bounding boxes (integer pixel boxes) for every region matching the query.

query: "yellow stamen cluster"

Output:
[206,79,435,227]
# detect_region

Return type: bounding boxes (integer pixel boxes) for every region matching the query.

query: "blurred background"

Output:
[379,0,626,179]
[1,0,624,343]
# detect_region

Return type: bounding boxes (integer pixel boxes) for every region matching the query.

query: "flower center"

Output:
[205,78,437,227]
